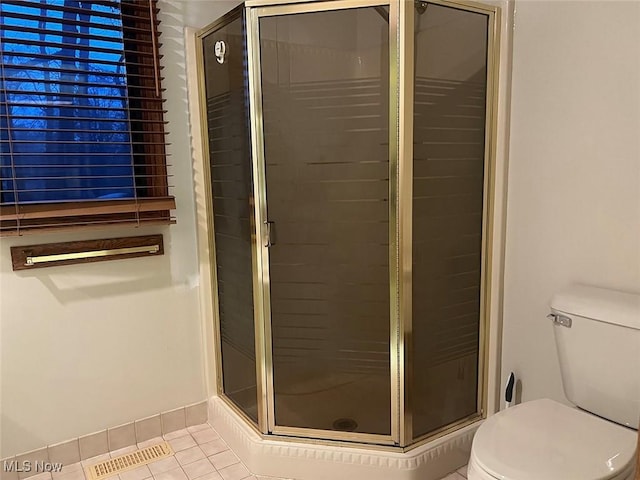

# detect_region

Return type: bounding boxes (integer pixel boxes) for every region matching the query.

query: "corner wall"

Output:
[0,0,241,458]
[502,0,640,405]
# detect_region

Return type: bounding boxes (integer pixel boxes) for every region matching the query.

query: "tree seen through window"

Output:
[1,0,137,204]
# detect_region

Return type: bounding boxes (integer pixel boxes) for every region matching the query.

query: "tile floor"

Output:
[442,466,469,480]
[24,423,469,480]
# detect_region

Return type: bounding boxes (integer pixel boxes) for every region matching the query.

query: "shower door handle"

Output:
[264,220,276,248]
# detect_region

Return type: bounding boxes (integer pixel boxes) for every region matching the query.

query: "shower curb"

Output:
[208,396,478,480]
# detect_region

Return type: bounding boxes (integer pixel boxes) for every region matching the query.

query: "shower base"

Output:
[208,396,478,480]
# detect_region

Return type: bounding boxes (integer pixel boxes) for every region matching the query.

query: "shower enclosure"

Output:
[197,0,499,448]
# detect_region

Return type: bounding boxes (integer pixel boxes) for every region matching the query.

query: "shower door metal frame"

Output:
[246,0,401,446]
[198,0,502,450]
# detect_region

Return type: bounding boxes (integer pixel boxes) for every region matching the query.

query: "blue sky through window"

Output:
[0,0,136,204]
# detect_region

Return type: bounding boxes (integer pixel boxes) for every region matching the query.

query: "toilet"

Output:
[468,285,639,480]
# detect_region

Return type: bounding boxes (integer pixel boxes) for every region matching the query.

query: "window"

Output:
[0,0,173,236]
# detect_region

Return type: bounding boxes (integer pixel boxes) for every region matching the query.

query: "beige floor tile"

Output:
[168,437,197,453]
[456,465,468,478]
[50,468,85,480]
[29,474,52,480]
[152,468,187,480]
[182,459,215,480]
[207,452,239,471]
[175,447,205,467]
[119,465,151,480]
[440,473,464,480]
[148,457,180,476]
[190,430,218,446]
[184,472,221,480]
[164,429,190,441]
[217,463,250,480]
[198,440,227,458]
[254,477,293,480]
[52,462,83,478]
[186,425,210,434]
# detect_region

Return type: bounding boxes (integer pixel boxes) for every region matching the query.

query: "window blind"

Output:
[0,0,174,236]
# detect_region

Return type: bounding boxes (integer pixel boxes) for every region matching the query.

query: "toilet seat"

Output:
[469,398,637,480]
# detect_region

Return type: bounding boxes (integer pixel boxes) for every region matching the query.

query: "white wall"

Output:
[502,0,640,405]
[0,0,240,458]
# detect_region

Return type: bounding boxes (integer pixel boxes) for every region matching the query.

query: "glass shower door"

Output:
[411,3,489,439]
[202,9,259,423]
[255,4,392,438]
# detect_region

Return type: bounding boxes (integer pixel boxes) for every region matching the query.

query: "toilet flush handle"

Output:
[547,313,572,328]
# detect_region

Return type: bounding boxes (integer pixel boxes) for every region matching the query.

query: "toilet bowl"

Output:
[468,285,640,480]
[467,399,637,480]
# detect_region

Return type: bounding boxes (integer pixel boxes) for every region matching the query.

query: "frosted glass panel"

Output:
[203,14,258,423]
[260,7,391,435]
[411,4,488,438]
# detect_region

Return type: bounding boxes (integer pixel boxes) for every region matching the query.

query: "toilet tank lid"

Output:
[551,285,640,330]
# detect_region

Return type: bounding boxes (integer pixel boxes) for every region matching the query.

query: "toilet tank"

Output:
[550,284,640,428]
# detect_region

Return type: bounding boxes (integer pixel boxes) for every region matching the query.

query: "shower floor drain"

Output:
[332,418,358,432]
[86,442,173,480]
